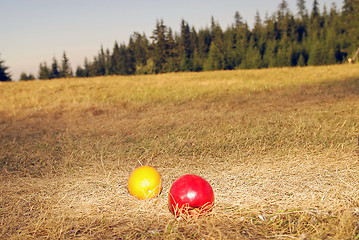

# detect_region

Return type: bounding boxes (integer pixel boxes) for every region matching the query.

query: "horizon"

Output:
[1,0,343,80]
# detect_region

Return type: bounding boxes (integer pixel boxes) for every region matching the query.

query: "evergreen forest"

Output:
[1,0,359,81]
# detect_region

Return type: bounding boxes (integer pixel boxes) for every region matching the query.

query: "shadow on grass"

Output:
[0,76,358,176]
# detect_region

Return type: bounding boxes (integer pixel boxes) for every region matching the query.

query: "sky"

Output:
[1,0,343,80]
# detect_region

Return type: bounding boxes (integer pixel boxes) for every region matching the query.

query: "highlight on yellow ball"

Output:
[127,166,162,200]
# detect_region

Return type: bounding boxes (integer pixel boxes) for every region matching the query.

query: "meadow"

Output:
[0,65,358,239]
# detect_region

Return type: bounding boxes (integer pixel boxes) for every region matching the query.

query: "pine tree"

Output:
[307,40,322,65]
[105,49,111,75]
[164,28,180,72]
[0,56,11,81]
[51,57,60,79]
[241,46,262,69]
[311,0,320,18]
[252,11,265,50]
[276,39,292,66]
[76,57,92,78]
[204,41,224,70]
[206,17,224,70]
[29,73,35,80]
[190,27,200,70]
[297,0,308,19]
[20,72,28,81]
[223,28,236,70]
[234,11,244,28]
[233,15,250,68]
[279,0,289,16]
[20,72,35,81]
[89,57,99,77]
[38,62,51,80]
[324,19,340,64]
[179,20,194,71]
[96,46,106,76]
[151,19,170,73]
[84,58,91,77]
[192,49,203,71]
[342,0,359,54]
[75,66,86,77]
[76,58,91,77]
[110,42,122,75]
[240,34,263,69]
[297,53,306,66]
[128,32,149,73]
[60,52,72,78]
[263,40,276,67]
[196,27,212,66]
[307,0,321,53]
[110,43,128,75]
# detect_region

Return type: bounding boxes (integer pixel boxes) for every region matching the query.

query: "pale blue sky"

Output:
[1,0,342,80]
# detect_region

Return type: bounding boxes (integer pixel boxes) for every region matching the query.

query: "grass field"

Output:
[1,65,359,239]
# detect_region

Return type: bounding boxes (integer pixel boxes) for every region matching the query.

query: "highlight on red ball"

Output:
[168,174,215,217]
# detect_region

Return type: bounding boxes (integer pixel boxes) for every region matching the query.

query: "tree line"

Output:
[0,0,358,82]
[74,0,359,77]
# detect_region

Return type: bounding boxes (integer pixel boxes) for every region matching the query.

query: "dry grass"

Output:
[1,65,359,239]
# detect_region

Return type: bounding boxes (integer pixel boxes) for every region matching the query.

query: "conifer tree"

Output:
[342,0,359,53]
[76,58,91,77]
[297,0,308,19]
[307,40,323,65]
[110,42,122,75]
[75,66,86,77]
[196,27,212,68]
[20,72,35,81]
[20,72,28,81]
[129,33,149,73]
[96,46,107,76]
[179,20,194,71]
[192,50,203,71]
[297,53,306,66]
[0,56,11,81]
[151,19,169,73]
[89,57,98,77]
[233,15,250,68]
[252,11,265,51]
[279,0,290,16]
[105,49,111,75]
[190,27,201,70]
[311,0,320,18]
[84,58,91,77]
[207,17,224,70]
[223,28,237,70]
[204,41,224,70]
[275,38,292,66]
[38,62,51,80]
[51,57,60,79]
[164,28,180,72]
[125,44,136,75]
[234,11,244,28]
[241,45,262,69]
[114,46,127,75]
[263,40,276,67]
[60,52,72,78]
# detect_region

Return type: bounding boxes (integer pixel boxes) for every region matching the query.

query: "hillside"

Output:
[1,65,358,239]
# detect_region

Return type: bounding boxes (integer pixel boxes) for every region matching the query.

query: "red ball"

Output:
[168,174,214,216]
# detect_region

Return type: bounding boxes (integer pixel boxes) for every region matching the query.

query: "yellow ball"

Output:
[128,166,162,200]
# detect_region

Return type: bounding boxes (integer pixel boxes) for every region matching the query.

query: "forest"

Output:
[0,0,358,81]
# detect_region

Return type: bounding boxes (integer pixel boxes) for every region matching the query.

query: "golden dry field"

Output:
[1,65,359,239]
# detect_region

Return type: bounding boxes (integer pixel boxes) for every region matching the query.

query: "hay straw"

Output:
[1,65,359,239]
